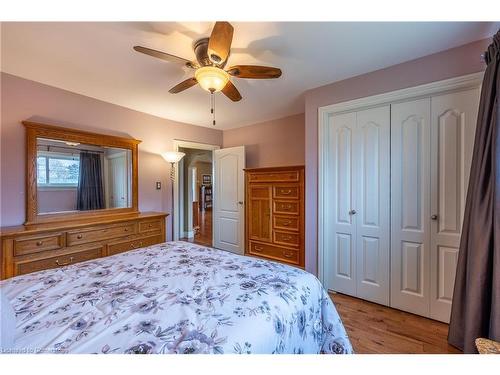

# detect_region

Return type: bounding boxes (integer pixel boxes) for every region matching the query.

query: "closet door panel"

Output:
[430,88,480,322]
[391,98,431,316]
[355,106,390,305]
[325,112,357,296]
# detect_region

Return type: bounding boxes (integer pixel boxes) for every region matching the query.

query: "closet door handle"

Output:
[431,214,438,220]
[349,209,357,215]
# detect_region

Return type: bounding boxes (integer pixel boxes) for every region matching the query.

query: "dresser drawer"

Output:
[273,230,300,248]
[273,185,299,199]
[248,170,300,183]
[14,246,104,276]
[273,200,300,215]
[108,235,162,256]
[139,219,163,234]
[67,223,136,246]
[13,233,65,256]
[248,241,299,265]
[273,216,299,231]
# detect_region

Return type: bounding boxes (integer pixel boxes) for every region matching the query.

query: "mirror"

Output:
[36,138,132,214]
[24,121,140,225]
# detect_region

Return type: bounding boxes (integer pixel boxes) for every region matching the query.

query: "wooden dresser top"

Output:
[244,165,304,172]
[0,212,168,238]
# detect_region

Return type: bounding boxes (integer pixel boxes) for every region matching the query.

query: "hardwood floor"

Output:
[181,209,212,247]
[330,293,461,354]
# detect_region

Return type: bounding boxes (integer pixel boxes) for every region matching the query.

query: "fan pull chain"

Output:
[210,91,216,126]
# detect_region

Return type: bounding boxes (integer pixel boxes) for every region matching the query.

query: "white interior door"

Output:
[391,98,431,316]
[213,146,245,254]
[108,153,127,208]
[429,88,480,322]
[355,106,390,305]
[326,112,357,296]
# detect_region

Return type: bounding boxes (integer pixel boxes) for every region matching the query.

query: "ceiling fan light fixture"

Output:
[195,66,229,92]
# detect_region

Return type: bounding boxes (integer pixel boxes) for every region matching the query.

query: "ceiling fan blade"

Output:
[221,80,242,102]
[133,46,198,68]
[227,65,282,79]
[168,77,198,94]
[207,22,234,65]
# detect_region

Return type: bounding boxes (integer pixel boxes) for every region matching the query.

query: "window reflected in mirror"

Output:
[36,138,132,214]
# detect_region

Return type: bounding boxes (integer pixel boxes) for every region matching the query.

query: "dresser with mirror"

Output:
[0,121,167,279]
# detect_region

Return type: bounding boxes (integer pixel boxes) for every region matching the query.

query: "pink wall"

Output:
[223,113,305,168]
[0,73,223,239]
[304,37,491,275]
[38,189,77,213]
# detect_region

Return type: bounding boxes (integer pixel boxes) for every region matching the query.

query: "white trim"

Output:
[183,231,195,238]
[172,140,220,241]
[318,72,484,117]
[317,72,484,286]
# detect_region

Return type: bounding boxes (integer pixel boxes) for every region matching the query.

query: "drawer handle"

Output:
[282,235,292,241]
[281,189,292,195]
[130,242,143,249]
[124,228,129,232]
[148,224,153,228]
[283,204,292,210]
[56,257,74,267]
[254,245,264,252]
[36,240,43,246]
[282,220,291,226]
[283,251,294,259]
[76,234,83,239]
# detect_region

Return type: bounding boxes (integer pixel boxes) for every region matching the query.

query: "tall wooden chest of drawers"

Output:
[245,166,305,268]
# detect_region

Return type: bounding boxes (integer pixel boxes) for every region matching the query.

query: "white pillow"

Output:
[0,288,16,352]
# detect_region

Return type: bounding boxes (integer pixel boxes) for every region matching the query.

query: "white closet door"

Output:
[355,106,390,305]
[391,98,431,316]
[429,88,480,322]
[326,112,357,296]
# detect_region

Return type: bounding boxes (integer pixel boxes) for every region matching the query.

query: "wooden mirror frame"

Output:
[23,121,141,225]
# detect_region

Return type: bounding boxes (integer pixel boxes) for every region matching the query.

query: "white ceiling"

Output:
[1,22,498,129]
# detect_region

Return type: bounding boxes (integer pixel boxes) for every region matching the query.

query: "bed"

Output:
[0,241,352,354]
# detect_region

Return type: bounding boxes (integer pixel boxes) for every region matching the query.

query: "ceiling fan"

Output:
[133,22,282,102]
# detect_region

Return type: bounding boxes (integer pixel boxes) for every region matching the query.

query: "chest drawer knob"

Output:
[36,240,43,246]
[254,245,264,252]
[56,257,74,267]
[76,234,83,239]
[283,251,294,259]
[124,228,129,232]
[281,189,292,195]
[282,220,291,226]
[130,241,143,249]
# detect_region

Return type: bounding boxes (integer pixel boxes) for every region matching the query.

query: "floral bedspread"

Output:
[1,241,352,354]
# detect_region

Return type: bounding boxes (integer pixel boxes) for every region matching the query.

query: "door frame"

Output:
[317,72,483,287]
[173,140,220,241]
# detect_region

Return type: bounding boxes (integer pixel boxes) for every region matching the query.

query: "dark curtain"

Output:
[448,31,500,353]
[77,152,105,211]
